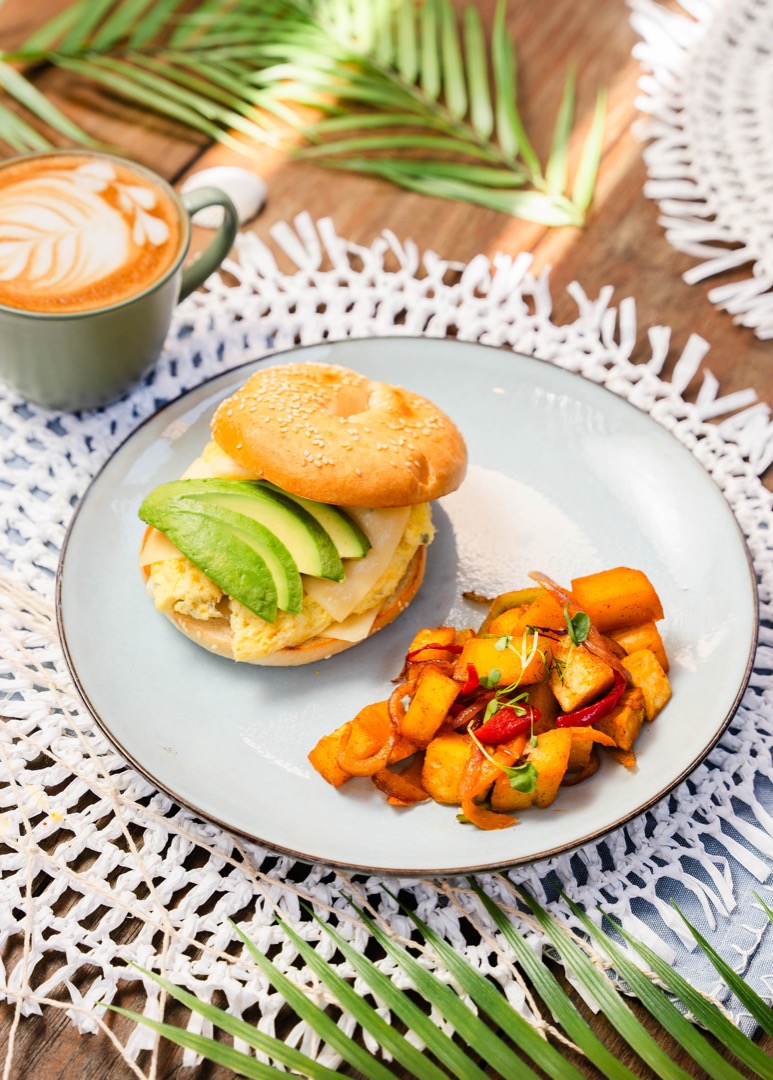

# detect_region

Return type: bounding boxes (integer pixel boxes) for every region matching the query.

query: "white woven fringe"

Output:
[0,216,771,1072]
[630,0,773,338]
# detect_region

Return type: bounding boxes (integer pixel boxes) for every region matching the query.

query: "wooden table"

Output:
[1,0,770,1076]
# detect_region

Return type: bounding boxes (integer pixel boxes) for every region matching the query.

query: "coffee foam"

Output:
[0,155,182,314]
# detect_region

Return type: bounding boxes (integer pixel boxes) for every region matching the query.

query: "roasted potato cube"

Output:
[486,605,531,638]
[401,668,461,745]
[525,680,561,734]
[549,638,615,713]
[489,590,566,639]
[530,729,573,808]
[610,621,669,673]
[592,687,646,750]
[455,634,550,688]
[565,727,617,771]
[389,735,420,764]
[605,746,637,769]
[625,649,671,721]
[421,732,474,804]
[570,567,664,632]
[406,625,458,663]
[566,729,595,772]
[491,773,535,811]
[308,723,352,788]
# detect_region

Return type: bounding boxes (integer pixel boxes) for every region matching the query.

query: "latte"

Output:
[0,153,182,314]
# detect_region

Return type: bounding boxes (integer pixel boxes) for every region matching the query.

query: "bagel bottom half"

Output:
[149,546,426,666]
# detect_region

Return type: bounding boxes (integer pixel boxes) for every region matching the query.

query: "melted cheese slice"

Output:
[303,506,410,622]
[139,526,184,566]
[324,606,380,642]
[142,451,411,625]
[181,444,258,480]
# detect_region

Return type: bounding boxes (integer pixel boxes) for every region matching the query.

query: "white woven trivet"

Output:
[630,0,773,338]
[1,216,771,1071]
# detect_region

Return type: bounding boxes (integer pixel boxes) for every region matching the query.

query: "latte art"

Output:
[0,155,181,313]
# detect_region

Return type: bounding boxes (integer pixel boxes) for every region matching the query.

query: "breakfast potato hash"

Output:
[308,567,671,830]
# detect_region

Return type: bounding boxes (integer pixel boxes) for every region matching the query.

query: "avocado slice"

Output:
[256,480,371,559]
[142,479,345,581]
[139,496,303,621]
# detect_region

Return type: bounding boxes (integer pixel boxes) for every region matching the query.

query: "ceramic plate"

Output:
[57,338,757,875]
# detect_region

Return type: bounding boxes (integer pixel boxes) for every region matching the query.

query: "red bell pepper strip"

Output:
[474,704,541,744]
[459,663,480,697]
[555,669,627,728]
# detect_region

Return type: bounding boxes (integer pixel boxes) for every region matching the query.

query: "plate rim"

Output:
[55,335,760,875]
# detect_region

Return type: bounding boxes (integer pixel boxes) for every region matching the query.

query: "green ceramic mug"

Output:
[0,149,239,411]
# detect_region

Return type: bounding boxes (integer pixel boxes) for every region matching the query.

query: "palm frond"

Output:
[545,62,576,196]
[670,901,773,1039]
[0,0,606,226]
[111,886,773,1080]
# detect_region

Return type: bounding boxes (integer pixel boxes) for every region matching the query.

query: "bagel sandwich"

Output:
[138,362,467,665]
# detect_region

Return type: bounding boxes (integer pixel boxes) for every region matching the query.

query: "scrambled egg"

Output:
[150,557,223,619]
[148,502,435,661]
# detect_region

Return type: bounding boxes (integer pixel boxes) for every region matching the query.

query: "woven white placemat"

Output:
[630,0,773,338]
[1,216,772,1070]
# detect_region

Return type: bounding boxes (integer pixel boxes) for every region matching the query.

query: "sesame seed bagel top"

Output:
[210,362,468,507]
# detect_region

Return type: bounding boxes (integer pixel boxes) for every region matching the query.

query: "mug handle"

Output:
[178,187,239,302]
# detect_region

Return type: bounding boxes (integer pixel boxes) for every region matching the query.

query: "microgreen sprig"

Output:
[564,605,590,646]
[463,628,543,796]
[467,723,539,794]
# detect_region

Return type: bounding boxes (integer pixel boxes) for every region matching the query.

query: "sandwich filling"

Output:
[143,442,435,660]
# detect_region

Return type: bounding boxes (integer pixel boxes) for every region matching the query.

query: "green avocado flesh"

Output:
[139,499,302,622]
[139,478,370,622]
[256,480,370,559]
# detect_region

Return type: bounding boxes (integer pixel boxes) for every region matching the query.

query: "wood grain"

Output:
[0,0,770,1075]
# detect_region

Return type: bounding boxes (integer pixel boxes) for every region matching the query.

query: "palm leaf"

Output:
[107,1006,306,1079]
[60,0,116,52]
[0,0,606,227]
[572,86,606,213]
[92,0,161,50]
[387,896,588,1080]
[340,899,536,1080]
[275,913,450,1080]
[230,921,398,1080]
[113,886,772,1080]
[438,0,466,120]
[491,0,539,173]
[671,903,773,1038]
[0,61,102,148]
[372,0,394,68]
[302,904,492,1080]
[469,880,639,1080]
[545,62,576,196]
[18,2,85,53]
[563,896,750,1080]
[515,885,694,1080]
[609,915,773,1080]
[419,0,440,100]
[755,891,773,923]
[117,963,340,1079]
[396,0,418,85]
[464,6,493,140]
[0,102,52,152]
